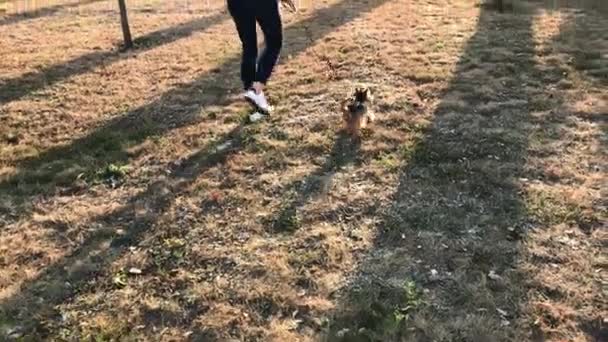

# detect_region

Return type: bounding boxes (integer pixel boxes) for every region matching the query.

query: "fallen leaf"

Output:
[336,328,350,338]
[113,271,127,288]
[215,140,233,152]
[488,270,503,281]
[129,267,143,275]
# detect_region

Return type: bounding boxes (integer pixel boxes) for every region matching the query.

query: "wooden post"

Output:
[494,0,506,13]
[118,0,133,49]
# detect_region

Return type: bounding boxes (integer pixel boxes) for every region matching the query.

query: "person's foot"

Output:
[244,88,270,113]
[248,111,268,123]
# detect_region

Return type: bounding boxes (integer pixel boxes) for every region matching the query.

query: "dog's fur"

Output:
[341,87,375,138]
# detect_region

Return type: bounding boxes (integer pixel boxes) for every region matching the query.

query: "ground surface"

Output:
[0,0,606,341]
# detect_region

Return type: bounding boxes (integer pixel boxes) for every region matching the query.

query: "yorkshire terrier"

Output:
[341,87,375,138]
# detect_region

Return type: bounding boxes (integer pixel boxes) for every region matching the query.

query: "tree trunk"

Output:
[117,0,133,49]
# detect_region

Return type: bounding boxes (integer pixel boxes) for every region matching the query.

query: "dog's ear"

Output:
[363,87,373,101]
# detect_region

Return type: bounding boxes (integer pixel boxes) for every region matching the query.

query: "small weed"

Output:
[151,135,171,148]
[150,238,188,270]
[112,269,128,289]
[525,190,584,225]
[400,136,423,160]
[434,41,446,52]
[375,152,400,172]
[402,280,423,312]
[273,206,300,232]
[164,237,186,249]
[331,280,425,341]
[98,163,130,180]
[92,163,130,187]
[379,281,424,333]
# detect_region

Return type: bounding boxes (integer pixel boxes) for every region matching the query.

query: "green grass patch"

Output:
[374,152,400,172]
[273,206,301,233]
[330,280,425,341]
[525,189,584,226]
[87,163,130,188]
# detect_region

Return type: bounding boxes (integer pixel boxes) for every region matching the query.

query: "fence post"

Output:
[118,0,133,49]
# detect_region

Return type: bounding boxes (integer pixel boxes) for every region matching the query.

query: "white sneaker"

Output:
[248,111,267,123]
[244,89,271,113]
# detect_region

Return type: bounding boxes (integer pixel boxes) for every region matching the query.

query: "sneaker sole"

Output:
[244,96,271,114]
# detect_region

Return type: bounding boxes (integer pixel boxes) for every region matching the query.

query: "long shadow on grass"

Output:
[271,132,361,233]
[0,0,391,337]
[0,10,228,105]
[0,122,246,338]
[323,4,558,341]
[0,0,104,26]
[538,0,608,16]
[549,1,608,86]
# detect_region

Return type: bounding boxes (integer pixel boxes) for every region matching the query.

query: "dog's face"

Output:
[354,87,371,105]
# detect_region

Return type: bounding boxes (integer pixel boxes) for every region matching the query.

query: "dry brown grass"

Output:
[0,0,606,341]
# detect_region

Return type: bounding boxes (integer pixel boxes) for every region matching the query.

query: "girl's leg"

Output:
[254,0,283,86]
[227,0,257,90]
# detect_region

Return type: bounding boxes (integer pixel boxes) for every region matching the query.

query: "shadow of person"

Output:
[324,2,552,341]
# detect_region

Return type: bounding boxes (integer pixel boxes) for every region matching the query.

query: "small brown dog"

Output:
[341,87,375,138]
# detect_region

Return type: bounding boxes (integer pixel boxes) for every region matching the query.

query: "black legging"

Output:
[227,0,283,90]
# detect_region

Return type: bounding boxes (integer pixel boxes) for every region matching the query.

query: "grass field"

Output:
[0,0,606,340]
